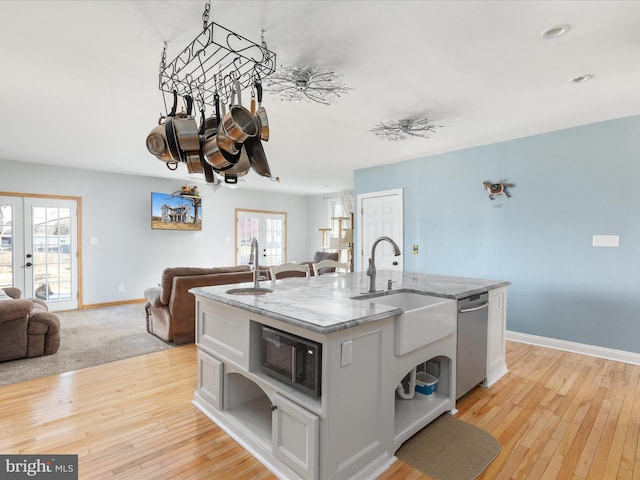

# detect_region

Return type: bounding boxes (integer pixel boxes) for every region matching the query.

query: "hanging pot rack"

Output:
[158,3,277,113]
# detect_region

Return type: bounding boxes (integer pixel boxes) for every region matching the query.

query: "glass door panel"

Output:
[264,217,284,266]
[236,209,286,267]
[0,201,16,290]
[237,215,259,266]
[29,204,74,304]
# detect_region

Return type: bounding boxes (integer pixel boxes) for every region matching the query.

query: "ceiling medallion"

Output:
[370,118,442,141]
[264,65,351,105]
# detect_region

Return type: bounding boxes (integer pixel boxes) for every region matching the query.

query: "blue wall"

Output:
[354,115,640,354]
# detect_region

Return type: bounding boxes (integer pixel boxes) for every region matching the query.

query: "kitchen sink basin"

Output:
[361,292,456,356]
[363,292,445,310]
[225,287,273,295]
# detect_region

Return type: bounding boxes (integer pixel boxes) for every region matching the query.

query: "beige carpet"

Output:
[0,303,173,386]
[396,413,500,480]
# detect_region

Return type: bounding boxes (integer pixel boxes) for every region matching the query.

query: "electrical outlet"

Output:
[118,285,125,293]
[341,340,353,367]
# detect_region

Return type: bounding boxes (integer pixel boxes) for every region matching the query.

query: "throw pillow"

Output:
[0,289,12,301]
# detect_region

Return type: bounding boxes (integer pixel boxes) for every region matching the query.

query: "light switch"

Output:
[592,235,620,248]
[341,340,352,367]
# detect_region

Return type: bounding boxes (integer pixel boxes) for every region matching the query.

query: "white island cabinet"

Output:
[191,271,509,480]
[485,286,508,387]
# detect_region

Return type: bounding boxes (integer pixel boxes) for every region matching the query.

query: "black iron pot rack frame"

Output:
[159,20,276,113]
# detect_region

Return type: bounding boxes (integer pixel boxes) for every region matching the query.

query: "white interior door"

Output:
[0,195,79,311]
[357,189,403,272]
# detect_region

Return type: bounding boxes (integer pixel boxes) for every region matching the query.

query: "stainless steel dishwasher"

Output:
[456,292,489,399]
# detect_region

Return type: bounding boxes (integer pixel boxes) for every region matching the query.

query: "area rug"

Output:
[395,413,500,480]
[0,303,173,386]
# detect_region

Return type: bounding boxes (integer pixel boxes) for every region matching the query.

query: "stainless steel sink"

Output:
[225,287,273,295]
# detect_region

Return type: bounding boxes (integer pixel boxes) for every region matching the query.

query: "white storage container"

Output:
[415,372,438,397]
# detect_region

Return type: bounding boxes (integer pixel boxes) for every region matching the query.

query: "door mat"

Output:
[395,413,500,480]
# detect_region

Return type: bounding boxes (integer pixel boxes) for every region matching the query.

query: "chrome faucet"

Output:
[367,236,401,293]
[248,237,261,288]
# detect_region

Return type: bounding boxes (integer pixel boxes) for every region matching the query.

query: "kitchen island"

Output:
[191,270,509,480]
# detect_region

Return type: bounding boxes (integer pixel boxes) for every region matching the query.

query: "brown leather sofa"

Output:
[144,253,339,345]
[0,287,61,362]
[144,266,270,345]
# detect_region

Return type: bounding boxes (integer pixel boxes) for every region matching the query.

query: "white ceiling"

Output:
[1,1,639,195]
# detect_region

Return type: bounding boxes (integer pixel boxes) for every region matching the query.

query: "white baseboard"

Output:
[506,330,640,366]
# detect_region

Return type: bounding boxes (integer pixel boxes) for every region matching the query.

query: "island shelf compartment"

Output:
[219,363,321,480]
[224,371,273,451]
[195,359,320,480]
[389,330,457,450]
[393,355,453,446]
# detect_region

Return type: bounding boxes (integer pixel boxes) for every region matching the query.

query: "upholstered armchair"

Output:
[0,288,61,362]
[310,251,340,275]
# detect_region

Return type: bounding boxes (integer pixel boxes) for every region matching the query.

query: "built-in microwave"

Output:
[261,325,322,397]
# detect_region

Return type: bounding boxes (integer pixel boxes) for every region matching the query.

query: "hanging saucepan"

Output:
[254,79,269,141]
[176,95,202,174]
[163,90,184,164]
[245,86,272,178]
[198,108,216,184]
[202,107,218,140]
[221,80,258,143]
[174,95,200,153]
[203,93,240,171]
[217,98,242,159]
[183,147,203,174]
[146,121,172,163]
[220,143,251,184]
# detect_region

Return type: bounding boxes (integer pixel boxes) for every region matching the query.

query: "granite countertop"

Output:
[190,270,510,334]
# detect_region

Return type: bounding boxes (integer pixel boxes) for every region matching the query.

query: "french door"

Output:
[0,195,79,311]
[235,209,287,266]
[356,189,404,272]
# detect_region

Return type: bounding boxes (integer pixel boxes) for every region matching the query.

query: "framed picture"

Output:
[151,192,202,231]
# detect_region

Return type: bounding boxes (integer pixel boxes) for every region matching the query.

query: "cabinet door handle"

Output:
[271,404,277,412]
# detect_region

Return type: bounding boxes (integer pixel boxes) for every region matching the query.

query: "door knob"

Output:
[26,254,32,258]
[392,261,398,266]
[26,262,33,267]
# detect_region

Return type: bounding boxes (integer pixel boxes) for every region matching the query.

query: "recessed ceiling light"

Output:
[571,74,593,84]
[540,24,571,39]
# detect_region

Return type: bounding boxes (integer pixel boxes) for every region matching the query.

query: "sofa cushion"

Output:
[0,299,33,322]
[312,251,340,263]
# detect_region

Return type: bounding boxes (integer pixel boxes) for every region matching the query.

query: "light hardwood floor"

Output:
[1,341,639,479]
